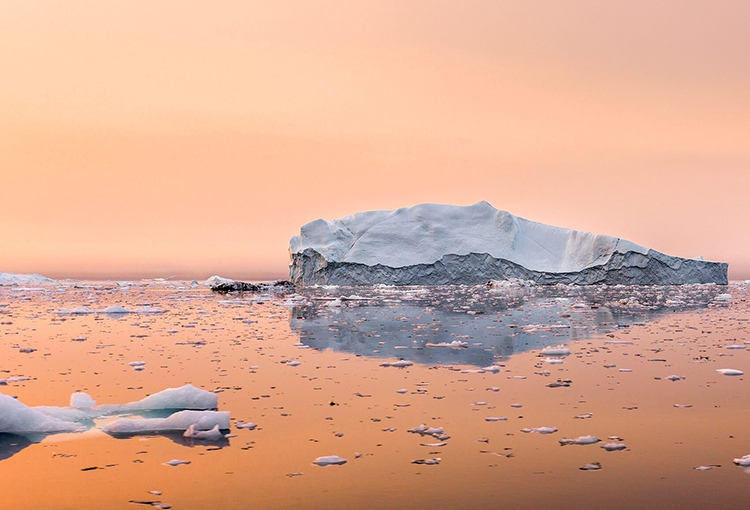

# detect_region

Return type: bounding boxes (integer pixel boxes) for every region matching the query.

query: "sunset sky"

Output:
[2,1,748,280]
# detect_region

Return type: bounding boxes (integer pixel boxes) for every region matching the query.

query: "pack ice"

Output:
[289,202,728,286]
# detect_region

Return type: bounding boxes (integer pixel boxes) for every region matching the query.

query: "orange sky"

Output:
[2,1,749,280]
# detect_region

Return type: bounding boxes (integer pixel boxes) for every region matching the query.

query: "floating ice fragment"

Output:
[601,442,627,451]
[380,360,413,368]
[483,365,501,373]
[725,345,746,350]
[183,424,224,440]
[580,463,601,470]
[128,362,147,367]
[163,459,190,467]
[733,455,750,467]
[425,341,467,348]
[605,340,633,345]
[396,389,408,394]
[101,385,218,412]
[521,427,557,434]
[485,417,507,422]
[716,369,744,376]
[542,347,570,356]
[674,404,693,408]
[412,458,441,465]
[287,361,301,367]
[102,410,230,435]
[694,465,720,471]
[559,435,600,445]
[70,392,96,408]
[619,369,633,373]
[236,422,257,430]
[408,424,450,440]
[543,358,564,364]
[487,387,500,392]
[313,455,347,466]
[420,442,447,447]
[666,375,685,381]
[0,393,85,434]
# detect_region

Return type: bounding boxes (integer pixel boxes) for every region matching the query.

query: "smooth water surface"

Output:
[0,281,749,509]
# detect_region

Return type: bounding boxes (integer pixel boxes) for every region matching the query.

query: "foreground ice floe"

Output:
[0,385,222,438]
[716,369,744,376]
[102,411,230,436]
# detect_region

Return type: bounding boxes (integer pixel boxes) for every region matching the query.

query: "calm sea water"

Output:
[1,280,748,509]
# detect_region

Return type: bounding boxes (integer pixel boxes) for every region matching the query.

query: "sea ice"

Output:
[601,442,627,451]
[733,455,750,467]
[716,369,744,376]
[70,392,96,408]
[313,455,347,466]
[0,393,85,435]
[101,410,230,435]
[184,424,224,440]
[559,435,600,445]
[289,202,728,286]
[163,459,190,467]
[521,427,558,434]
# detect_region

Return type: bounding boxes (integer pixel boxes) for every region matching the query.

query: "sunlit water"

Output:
[1,280,749,509]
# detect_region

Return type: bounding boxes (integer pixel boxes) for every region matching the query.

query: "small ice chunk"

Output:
[163,459,190,467]
[236,422,257,430]
[420,442,447,447]
[487,387,500,392]
[313,455,347,466]
[601,442,627,451]
[605,340,633,345]
[411,458,441,465]
[559,435,600,445]
[734,455,750,467]
[666,375,685,381]
[380,360,413,368]
[287,361,301,367]
[128,361,147,367]
[521,427,557,434]
[580,462,601,470]
[574,413,594,419]
[70,392,96,408]
[396,389,408,394]
[725,345,746,350]
[485,417,507,422]
[542,347,570,356]
[183,424,224,440]
[543,358,564,365]
[716,369,744,376]
[425,341,467,348]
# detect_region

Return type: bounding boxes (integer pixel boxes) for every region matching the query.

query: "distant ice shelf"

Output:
[0,272,55,286]
[289,202,728,286]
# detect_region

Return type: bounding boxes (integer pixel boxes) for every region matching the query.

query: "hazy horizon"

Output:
[3,1,749,280]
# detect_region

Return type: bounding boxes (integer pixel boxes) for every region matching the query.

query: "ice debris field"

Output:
[1,277,750,509]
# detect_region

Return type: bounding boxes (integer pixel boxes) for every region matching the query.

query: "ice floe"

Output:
[559,435,600,445]
[313,455,347,466]
[716,369,744,376]
[102,411,230,435]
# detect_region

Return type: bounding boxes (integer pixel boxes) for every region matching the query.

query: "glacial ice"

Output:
[0,394,85,435]
[101,411,230,435]
[559,435,601,445]
[0,272,56,286]
[70,392,96,408]
[97,385,218,412]
[289,202,728,286]
[312,455,347,466]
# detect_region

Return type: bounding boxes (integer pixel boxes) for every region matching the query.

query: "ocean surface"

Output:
[1,280,749,509]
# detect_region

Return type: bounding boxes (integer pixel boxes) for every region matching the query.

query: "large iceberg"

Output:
[289,202,727,286]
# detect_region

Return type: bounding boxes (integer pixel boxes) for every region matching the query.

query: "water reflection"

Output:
[0,434,33,462]
[289,284,728,366]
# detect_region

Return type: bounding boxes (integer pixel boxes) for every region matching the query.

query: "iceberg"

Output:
[0,272,55,286]
[289,202,728,286]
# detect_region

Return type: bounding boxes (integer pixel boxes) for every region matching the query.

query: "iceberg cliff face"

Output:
[289,202,728,286]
